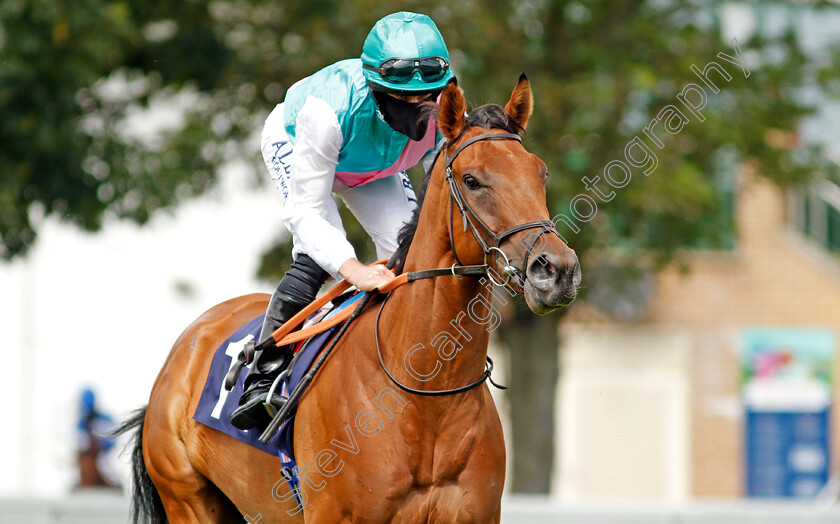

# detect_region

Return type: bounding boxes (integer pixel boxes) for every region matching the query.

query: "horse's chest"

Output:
[392,425,503,522]
[411,424,480,482]
[299,398,504,523]
[376,434,500,523]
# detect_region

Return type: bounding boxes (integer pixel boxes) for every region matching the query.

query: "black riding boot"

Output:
[230,254,329,430]
[229,294,305,430]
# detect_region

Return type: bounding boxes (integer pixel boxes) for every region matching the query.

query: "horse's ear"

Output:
[438,81,467,141]
[504,73,533,132]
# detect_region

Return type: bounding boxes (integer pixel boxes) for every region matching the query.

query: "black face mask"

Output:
[372,90,434,141]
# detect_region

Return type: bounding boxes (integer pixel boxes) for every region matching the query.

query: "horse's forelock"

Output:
[465,104,523,134]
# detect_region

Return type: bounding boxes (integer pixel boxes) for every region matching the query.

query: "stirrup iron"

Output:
[264,369,290,418]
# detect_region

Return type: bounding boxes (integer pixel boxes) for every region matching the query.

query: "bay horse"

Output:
[115,75,580,523]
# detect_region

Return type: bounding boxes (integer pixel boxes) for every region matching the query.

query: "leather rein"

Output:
[374,130,563,396]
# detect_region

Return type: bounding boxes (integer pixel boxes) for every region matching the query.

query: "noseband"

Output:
[444,131,561,290]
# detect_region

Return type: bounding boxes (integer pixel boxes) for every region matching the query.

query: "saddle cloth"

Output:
[193,292,364,467]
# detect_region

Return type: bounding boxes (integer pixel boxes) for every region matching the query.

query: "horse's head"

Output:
[436,75,581,313]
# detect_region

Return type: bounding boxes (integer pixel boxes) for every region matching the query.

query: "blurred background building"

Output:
[558,171,840,500]
[550,1,840,503]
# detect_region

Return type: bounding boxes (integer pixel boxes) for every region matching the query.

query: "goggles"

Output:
[364,56,449,84]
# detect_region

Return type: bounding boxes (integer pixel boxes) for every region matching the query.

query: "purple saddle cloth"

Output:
[193,292,364,465]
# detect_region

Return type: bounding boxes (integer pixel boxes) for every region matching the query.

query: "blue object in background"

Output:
[77,387,116,453]
[745,409,830,498]
[741,328,834,498]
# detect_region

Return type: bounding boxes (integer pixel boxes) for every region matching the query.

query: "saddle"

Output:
[192,290,366,509]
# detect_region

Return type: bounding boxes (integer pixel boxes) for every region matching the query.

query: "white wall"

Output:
[0,164,284,496]
[557,325,692,501]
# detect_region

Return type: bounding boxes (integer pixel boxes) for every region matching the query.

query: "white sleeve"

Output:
[280,95,357,277]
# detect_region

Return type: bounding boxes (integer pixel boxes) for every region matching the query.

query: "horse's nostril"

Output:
[528,254,557,283]
[527,252,581,288]
[539,256,555,277]
[572,260,582,286]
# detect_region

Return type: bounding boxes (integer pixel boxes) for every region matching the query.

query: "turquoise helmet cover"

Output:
[361,12,454,93]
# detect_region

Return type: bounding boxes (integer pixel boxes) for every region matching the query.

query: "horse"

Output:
[114,75,580,523]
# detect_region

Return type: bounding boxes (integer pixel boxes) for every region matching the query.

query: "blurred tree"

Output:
[4,0,840,495]
[0,0,229,258]
[0,0,372,259]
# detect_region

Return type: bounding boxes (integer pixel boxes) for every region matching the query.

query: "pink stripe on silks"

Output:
[334,116,438,187]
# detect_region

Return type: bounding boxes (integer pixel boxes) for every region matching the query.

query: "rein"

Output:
[374,290,507,396]
[373,130,561,396]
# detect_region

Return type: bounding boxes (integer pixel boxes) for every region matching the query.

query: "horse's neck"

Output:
[379,168,495,395]
[381,278,493,397]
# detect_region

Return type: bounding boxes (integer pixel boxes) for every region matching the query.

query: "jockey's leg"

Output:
[337,171,417,260]
[230,253,329,430]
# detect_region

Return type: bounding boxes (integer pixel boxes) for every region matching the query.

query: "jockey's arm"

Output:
[280,96,394,292]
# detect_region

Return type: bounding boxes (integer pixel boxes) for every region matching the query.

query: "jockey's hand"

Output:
[338,258,395,291]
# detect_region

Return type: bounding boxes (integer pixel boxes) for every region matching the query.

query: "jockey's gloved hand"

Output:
[339,258,395,291]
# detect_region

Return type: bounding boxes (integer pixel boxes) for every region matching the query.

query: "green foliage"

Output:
[0,0,229,258]
[7,0,837,275]
[473,1,840,271]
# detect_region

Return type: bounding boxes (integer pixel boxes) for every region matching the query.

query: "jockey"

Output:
[231,12,455,430]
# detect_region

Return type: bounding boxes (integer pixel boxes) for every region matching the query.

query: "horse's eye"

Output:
[463,174,481,190]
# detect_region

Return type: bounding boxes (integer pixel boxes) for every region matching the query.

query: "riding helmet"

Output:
[361,12,455,94]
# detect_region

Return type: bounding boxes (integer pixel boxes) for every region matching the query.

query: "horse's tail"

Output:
[111,407,168,524]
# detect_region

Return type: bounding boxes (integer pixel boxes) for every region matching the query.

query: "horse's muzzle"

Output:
[523,250,581,314]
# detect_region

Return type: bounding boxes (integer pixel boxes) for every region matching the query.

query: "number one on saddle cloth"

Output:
[211,336,255,419]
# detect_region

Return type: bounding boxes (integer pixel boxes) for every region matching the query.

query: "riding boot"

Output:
[229,294,305,430]
[230,253,329,430]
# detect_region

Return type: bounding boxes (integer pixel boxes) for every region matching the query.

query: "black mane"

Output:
[390,104,523,273]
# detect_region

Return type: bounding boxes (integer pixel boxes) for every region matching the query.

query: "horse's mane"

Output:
[391,103,523,274]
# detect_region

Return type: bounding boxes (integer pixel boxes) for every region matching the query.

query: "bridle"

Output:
[443,131,560,290]
[374,129,564,397]
[256,128,572,443]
